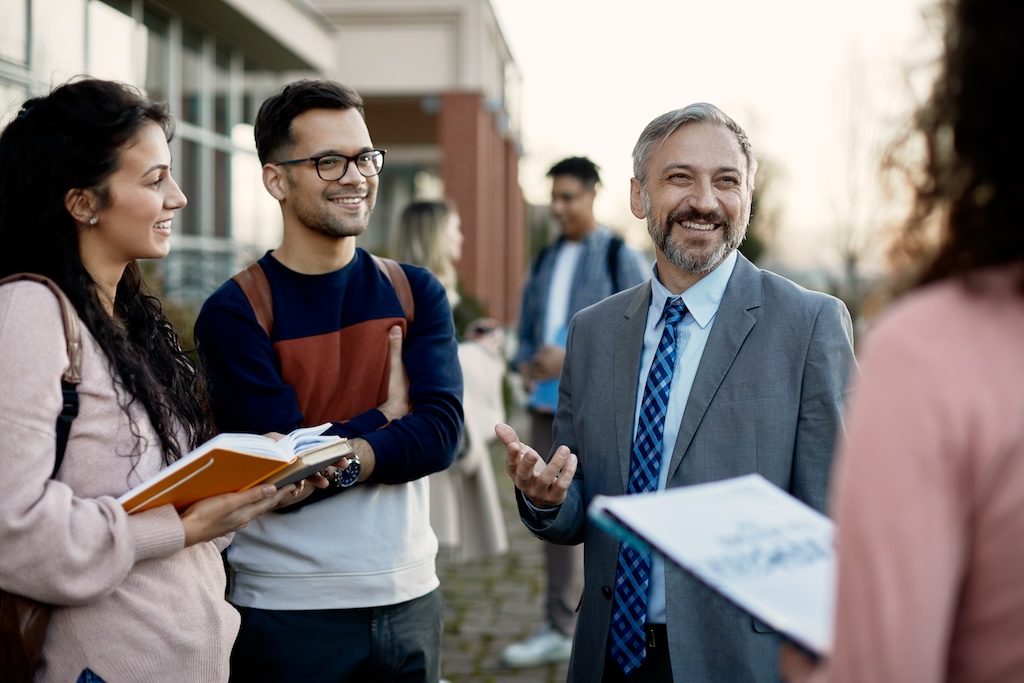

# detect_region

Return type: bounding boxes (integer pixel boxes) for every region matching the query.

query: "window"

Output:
[0,0,28,64]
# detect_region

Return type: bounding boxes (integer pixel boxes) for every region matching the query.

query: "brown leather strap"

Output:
[370,254,415,324]
[0,273,82,384]
[232,262,274,337]
[231,256,415,339]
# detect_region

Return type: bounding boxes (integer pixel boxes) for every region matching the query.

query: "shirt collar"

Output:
[649,249,738,328]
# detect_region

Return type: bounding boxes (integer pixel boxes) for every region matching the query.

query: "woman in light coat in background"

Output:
[391,199,509,564]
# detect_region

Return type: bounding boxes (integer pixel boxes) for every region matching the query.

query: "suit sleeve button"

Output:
[602,586,613,599]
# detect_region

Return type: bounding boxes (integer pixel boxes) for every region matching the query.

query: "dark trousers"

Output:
[601,625,673,682]
[229,588,443,683]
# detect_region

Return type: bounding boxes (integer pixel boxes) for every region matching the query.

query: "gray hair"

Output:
[632,103,758,187]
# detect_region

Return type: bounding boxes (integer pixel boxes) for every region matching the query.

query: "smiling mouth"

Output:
[330,196,364,205]
[678,220,718,231]
[154,220,172,231]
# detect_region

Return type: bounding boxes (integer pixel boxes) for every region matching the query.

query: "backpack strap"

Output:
[232,262,274,337]
[370,255,415,325]
[231,256,416,339]
[0,273,82,477]
[607,234,624,293]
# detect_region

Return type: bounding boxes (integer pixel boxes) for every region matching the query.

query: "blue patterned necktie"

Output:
[609,297,686,675]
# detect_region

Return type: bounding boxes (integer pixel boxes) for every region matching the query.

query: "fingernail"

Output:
[261,485,277,496]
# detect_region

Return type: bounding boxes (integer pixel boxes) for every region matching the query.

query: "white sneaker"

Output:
[500,625,573,667]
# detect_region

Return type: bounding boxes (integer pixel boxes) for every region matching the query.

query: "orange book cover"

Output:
[117,424,344,514]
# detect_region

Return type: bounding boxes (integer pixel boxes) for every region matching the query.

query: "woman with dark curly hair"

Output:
[0,78,298,683]
[783,1,1024,681]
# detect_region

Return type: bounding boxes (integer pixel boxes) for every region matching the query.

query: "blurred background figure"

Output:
[391,199,510,565]
[782,0,1024,681]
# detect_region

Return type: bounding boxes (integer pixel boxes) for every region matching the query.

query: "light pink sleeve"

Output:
[0,283,184,604]
[812,304,968,683]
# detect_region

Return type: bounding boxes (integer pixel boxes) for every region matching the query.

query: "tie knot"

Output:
[663,298,685,328]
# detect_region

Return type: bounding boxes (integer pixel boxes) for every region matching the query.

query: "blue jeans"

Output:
[76,671,106,683]
[229,588,443,683]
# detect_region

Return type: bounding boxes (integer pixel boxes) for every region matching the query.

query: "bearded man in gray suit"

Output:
[497,103,856,682]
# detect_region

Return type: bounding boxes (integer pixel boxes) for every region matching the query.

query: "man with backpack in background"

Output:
[503,156,648,668]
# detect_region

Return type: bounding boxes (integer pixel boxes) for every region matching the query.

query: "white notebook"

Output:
[589,473,834,655]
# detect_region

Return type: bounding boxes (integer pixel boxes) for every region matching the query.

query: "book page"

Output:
[589,474,834,655]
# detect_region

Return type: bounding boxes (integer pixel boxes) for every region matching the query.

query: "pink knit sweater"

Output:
[0,281,238,683]
[814,264,1024,682]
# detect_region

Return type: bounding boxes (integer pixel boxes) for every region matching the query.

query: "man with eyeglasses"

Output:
[502,156,648,668]
[194,79,463,683]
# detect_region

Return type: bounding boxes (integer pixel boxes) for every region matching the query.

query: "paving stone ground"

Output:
[436,408,574,683]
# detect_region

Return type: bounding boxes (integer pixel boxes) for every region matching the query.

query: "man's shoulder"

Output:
[734,257,843,310]
[199,273,247,316]
[574,280,646,323]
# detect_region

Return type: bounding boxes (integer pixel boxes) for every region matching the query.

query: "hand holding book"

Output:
[118,424,353,514]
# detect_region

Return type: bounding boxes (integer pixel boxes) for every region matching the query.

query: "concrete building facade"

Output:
[1,0,526,323]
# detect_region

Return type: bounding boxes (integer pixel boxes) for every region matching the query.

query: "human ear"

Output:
[263,163,287,201]
[64,188,100,225]
[629,177,647,219]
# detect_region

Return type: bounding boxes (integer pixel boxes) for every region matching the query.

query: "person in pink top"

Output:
[783,0,1024,681]
[0,79,300,683]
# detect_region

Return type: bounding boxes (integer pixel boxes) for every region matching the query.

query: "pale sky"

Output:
[489,0,940,271]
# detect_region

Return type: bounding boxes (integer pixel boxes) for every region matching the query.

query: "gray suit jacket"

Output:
[518,254,856,682]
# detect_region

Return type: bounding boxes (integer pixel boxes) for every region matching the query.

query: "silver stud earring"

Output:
[88,217,97,225]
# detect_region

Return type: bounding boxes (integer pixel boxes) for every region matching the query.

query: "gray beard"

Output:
[643,189,747,274]
[657,228,737,273]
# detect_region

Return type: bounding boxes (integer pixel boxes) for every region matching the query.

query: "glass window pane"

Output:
[214,149,230,237]
[242,56,275,126]
[87,0,135,83]
[0,81,29,130]
[180,23,203,125]
[214,44,231,135]
[31,0,87,83]
[142,5,170,105]
[0,0,28,64]
[179,139,202,236]
[231,123,282,250]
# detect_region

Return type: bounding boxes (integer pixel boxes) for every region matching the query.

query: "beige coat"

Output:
[429,339,509,564]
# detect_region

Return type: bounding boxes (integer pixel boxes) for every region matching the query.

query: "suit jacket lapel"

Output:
[613,283,651,491]
[667,254,762,481]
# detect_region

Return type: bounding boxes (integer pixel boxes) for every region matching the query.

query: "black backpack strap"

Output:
[607,234,624,293]
[0,273,83,477]
[54,381,79,476]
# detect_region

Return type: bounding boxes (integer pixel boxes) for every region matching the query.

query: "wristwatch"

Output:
[332,454,361,489]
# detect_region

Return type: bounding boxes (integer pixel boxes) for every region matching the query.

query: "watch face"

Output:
[338,457,360,488]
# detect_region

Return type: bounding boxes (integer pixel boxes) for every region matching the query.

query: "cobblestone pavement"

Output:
[436,410,573,683]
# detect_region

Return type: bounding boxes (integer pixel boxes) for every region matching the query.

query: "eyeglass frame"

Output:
[273,149,387,181]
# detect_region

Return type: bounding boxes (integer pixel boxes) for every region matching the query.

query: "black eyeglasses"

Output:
[274,149,386,181]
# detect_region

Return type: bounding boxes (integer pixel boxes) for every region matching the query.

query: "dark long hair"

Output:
[0,78,213,464]
[888,0,1024,293]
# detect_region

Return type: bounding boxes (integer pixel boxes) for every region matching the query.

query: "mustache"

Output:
[666,207,728,227]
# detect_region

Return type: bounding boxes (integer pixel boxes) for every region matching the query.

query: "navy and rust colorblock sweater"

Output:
[194,249,463,609]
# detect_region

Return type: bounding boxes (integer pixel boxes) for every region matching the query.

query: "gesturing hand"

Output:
[495,422,576,509]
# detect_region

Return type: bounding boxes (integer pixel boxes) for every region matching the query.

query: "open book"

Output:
[117,423,352,514]
[588,474,834,655]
